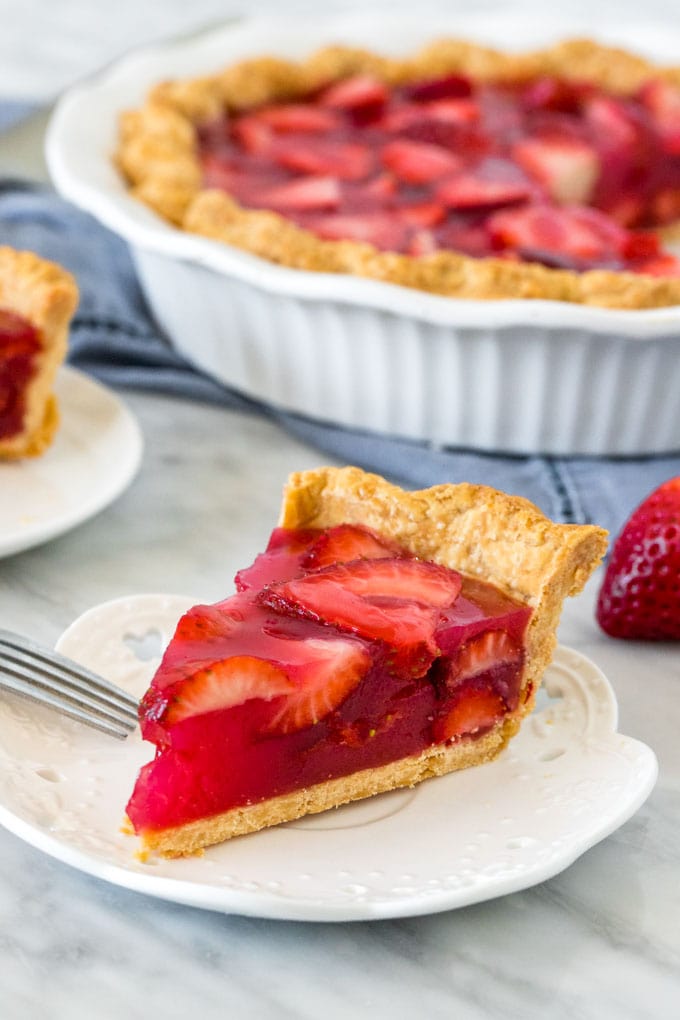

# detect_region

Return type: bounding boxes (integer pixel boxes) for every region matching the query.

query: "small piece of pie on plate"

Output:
[118,36,680,308]
[126,467,608,857]
[0,247,78,459]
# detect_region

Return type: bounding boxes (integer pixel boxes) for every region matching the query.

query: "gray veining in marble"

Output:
[1,4,680,1018]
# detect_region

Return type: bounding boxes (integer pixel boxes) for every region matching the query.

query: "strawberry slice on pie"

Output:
[126,467,607,857]
[120,39,680,304]
[189,64,680,277]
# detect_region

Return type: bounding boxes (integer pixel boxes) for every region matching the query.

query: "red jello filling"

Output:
[127,524,531,835]
[0,309,41,440]
[197,71,680,275]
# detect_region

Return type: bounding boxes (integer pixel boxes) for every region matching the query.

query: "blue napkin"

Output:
[1,103,678,538]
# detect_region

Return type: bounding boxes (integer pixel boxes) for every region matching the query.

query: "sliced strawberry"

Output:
[512,134,600,205]
[394,201,445,228]
[264,638,371,734]
[408,229,438,256]
[621,230,661,262]
[599,194,647,229]
[252,103,339,133]
[520,76,588,114]
[381,139,461,184]
[385,98,478,132]
[638,79,680,153]
[424,98,480,126]
[260,557,461,651]
[235,528,321,592]
[305,212,407,251]
[271,138,374,180]
[355,172,397,200]
[451,629,522,683]
[434,686,506,742]
[488,203,626,264]
[437,159,534,209]
[401,119,489,156]
[478,86,524,138]
[314,557,461,606]
[169,601,242,647]
[340,173,397,212]
[583,95,647,168]
[319,74,388,122]
[255,175,341,211]
[651,187,680,225]
[404,74,472,103]
[267,585,438,653]
[597,476,680,639]
[302,523,405,570]
[161,655,294,725]
[201,155,257,196]
[434,217,493,257]
[233,116,273,154]
[635,254,680,277]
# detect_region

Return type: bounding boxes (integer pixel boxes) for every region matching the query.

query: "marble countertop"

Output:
[1,4,680,1018]
[2,389,679,1020]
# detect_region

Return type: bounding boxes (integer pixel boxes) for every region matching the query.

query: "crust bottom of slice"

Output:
[0,393,59,459]
[136,716,518,857]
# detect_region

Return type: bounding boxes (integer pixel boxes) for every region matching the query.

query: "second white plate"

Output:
[0,594,658,922]
[0,367,143,557]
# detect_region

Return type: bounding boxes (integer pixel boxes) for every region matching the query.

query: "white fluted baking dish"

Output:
[46,12,680,455]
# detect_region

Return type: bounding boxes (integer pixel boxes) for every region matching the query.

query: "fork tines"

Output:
[0,629,139,739]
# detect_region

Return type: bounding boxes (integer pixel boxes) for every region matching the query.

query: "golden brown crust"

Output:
[0,247,78,459]
[140,467,607,857]
[116,37,680,309]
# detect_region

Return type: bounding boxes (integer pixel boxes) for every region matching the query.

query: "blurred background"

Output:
[2,0,680,100]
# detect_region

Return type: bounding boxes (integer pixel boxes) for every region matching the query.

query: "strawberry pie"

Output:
[118,37,680,308]
[127,467,607,856]
[0,247,78,459]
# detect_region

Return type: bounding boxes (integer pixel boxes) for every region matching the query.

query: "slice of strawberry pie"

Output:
[0,247,78,459]
[127,467,607,856]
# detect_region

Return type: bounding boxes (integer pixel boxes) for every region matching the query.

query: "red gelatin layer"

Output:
[128,524,531,836]
[0,308,41,440]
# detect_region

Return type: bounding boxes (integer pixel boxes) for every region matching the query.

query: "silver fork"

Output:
[0,629,139,739]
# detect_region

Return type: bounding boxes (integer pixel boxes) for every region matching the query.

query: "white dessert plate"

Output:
[0,594,658,923]
[0,367,143,558]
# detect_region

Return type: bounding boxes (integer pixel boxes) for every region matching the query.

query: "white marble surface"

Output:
[1,3,680,1018]
[1,390,679,1020]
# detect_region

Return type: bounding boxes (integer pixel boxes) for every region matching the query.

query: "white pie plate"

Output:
[0,368,142,558]
[0,593,658,922]
[45,13,680,456]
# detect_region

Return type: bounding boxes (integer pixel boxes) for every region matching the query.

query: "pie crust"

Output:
[0,247,78,458]
[138,467,607,856]
[117,37,680,309]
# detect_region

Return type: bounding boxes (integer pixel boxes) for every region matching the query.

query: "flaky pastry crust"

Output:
[117,37,680,309]
[140,467,607,857]
[0,247,78,458]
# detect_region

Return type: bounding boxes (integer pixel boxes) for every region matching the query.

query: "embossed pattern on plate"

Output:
[0,594,658,921]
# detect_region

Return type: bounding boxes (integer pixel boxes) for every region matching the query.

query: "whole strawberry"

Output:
[597,477,680,639]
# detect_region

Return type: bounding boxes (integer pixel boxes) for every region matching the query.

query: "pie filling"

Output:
[198,71,680,275]
[0,308,41,440]
[127,524,531,835]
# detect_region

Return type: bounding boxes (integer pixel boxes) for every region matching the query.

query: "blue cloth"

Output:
[1,103,678,538]
[0,101,40,133]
